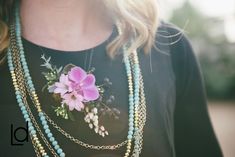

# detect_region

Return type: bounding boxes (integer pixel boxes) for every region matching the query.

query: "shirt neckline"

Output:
[22,26,117,54]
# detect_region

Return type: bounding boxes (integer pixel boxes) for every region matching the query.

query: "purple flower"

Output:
[53,74,73,96]
[51,66,100,112]
[68,67,99,101]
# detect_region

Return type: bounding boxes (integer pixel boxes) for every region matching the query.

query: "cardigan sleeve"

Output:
[167,26,223,157]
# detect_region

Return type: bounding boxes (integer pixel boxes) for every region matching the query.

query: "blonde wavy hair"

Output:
[0,0,159,60]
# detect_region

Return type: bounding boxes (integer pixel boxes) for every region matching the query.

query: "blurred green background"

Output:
[158,1,235,156]
[159,0,235,101]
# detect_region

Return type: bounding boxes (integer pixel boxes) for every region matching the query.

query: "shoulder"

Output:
[155,21,197,70]
[156,21,194,55]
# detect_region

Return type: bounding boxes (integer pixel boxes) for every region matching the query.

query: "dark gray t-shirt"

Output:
[0,23,222,157]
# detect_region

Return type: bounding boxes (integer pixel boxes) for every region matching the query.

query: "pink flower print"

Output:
[68,67,99,101]
[51,66,100,112]
[53,74,73,96]
[62,91,85,111]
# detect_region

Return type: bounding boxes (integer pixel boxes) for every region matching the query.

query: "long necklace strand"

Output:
[9,37,60,156]
[8,22,61,157]
[14,6,65,157]
[7,35,50,156]
[7,3,147,157]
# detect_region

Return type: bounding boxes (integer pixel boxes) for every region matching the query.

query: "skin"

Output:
[20,0,113,51]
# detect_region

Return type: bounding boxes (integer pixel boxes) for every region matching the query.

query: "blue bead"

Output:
[22,62,27,66]
[24,114,29,119]
[30,130,36,135]
[25,69,29,73]
[134,95,139,99]
[26,77,31,81]
[20,54,24,59]
[129,118,133,123]
[128,130,133,135]
[43,125,49,129]
[21,106,26,111]
[30,88,35,92]
[127,135,132,140]
[126,66,131,71]
[22,65,27,70]
[49,137,55,142]
[21,58,26,63]
[17,98,23,103]
[130,102,134,106]
[54,145,59,150]
[25,73,30,77]
[29,83,34,88]
[40,116,45,121]
[8,64,13,68]
[129,114,134,119]
[27,80,32,85]
[52,141,58,146]
[45,129,50,134]
[47,133,52,138]
[57,148,62,154]
[8,62,13,66]
[39,112,44,116]
[19,102,24,107]
[129,105,134,110]
[60,153,65,157]
[42,120,47,125]
[22,110,27,115]
[28,126,34,131]
[28,121,32,126]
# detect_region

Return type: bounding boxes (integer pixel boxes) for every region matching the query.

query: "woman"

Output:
[0,0,223,157]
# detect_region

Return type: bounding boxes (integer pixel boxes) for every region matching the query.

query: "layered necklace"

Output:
[7,3,147,157]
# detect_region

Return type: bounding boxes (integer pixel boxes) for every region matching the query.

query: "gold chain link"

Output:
[43,112,128,150]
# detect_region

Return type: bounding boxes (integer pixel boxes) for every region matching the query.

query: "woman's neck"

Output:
[20,0,113,51]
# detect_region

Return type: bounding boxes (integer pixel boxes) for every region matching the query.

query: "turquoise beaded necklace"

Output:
[7,2,146,157]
